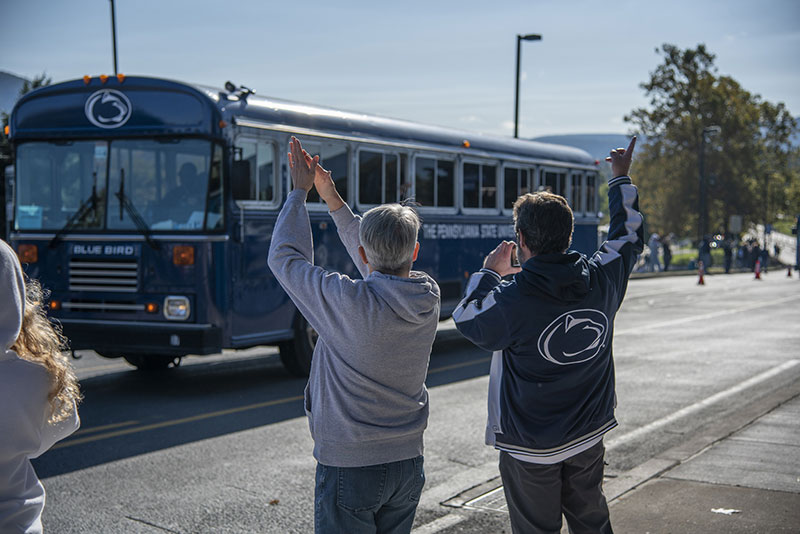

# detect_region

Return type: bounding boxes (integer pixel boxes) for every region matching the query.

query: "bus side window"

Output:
[542,169,566,196]
[570,172,583,212]
[304,141,349,206]
[414,156,454,209]
[586,173,597,215]
[234,141,257,201]
[257,143,276,202]
[464,162,497,210]
[386,154,411,203]
[481,164,497,209]
[504,167,521,210]
[358,150,407,206]
[358,150,382,205]
[437,160,454,207]
[233,140,276,203]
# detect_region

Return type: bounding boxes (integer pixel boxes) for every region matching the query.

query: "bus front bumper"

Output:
[58,319,223,356]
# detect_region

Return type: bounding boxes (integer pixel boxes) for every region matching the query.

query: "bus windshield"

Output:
[15,139,223,232]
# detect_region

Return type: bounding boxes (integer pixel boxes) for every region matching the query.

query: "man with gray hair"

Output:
[268,137,440,534]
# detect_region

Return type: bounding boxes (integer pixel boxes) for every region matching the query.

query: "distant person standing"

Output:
[723,238,733,274]
[454,138,643,534]
[751,241,762,271]
[760,246,769,273]
[647,233,661,272]
[662,237,672,271]
[699,236,712,271]
[1,239,81,534]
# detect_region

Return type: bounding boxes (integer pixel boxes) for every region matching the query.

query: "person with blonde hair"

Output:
[0,239,81,534]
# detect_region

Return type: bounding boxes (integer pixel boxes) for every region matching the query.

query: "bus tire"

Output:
[279,313,317,377]
[123,354,182,371]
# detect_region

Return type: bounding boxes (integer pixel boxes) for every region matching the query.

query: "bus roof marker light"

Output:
[462,140,471,148]
[116,73,126,83]
[99,74,108,84]
[83,75,91,85]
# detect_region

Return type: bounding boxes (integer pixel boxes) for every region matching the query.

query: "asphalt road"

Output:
[34,270,800,533]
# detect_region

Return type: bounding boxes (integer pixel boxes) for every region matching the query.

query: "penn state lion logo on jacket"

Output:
[538,309,608,365]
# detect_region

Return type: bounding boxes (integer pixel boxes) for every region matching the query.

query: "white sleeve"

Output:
[32,400,80,458]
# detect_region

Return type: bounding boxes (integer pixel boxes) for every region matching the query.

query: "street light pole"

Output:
[698,125,720,243]
[110,0,119,75]
[514,33,541,139]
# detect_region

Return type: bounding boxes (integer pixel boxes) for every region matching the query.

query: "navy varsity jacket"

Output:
[453,175,644,462]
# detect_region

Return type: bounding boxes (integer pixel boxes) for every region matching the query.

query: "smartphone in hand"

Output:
[511,244,521,268]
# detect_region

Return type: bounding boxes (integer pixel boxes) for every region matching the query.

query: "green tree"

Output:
[1,73,51,236]
[625,44,798,241]
[1,72,51,165]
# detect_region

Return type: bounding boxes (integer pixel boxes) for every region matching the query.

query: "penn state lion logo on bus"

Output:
[537,309,609,365]
[84,89,132,129]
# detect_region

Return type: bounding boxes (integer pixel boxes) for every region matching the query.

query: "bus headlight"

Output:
[163,296,190,320]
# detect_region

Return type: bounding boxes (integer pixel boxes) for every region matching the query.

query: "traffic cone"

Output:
[698,261,705,285]
[754,259,762,280]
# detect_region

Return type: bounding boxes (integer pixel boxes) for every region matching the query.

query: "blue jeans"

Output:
[314,456,425,534]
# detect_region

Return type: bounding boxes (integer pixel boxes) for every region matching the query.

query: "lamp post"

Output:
[514,33,542,139]
[698,125,720,243]
[110,0,119,74]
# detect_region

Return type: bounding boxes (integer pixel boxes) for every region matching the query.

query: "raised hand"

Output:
[288,136,318,192]
[313,164,338,203]
[605,136,636,178]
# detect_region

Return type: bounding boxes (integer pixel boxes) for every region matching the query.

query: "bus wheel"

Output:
[123,354,182,371]
[279,313,317,377]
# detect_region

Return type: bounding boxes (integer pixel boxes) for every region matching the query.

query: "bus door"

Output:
[229,137,293,347]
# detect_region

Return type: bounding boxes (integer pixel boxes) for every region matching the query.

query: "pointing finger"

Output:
[626,136,637,155]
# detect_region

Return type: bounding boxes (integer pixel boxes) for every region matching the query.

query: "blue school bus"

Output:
[5,75,600,374]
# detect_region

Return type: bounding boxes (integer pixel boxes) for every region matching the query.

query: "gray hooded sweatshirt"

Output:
[268,190,440,468]
[0,240,79,534]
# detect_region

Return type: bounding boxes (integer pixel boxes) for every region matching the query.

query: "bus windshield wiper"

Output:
[115,169,160,250]
[49,173,100,249]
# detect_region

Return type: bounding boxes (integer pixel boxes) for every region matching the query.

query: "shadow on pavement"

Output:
[34,337,488,478]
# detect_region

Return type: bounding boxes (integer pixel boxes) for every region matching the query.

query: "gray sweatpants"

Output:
[498,441,613,534]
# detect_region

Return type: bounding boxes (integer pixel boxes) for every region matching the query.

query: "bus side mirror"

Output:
[231,161,251,201]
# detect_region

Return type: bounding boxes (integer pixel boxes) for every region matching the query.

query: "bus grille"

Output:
[69,259,139,293]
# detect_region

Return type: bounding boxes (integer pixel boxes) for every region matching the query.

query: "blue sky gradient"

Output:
[2,0,798,137]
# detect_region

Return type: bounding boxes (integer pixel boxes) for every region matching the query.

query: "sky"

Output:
[2,0,799,138]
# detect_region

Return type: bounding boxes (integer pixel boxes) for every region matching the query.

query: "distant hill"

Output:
[531,133,634,162]
[0,71,27,116]
[534,126,800,160]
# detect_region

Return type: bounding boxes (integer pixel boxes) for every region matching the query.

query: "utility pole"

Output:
[110,0,119,74]
[514,33,541,139]
[698,126,720,243]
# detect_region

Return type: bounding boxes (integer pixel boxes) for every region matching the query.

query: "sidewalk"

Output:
[608,392,800,533]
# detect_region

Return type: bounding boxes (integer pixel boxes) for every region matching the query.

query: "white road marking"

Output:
[606,359,800,450]
[615,294,797,336]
